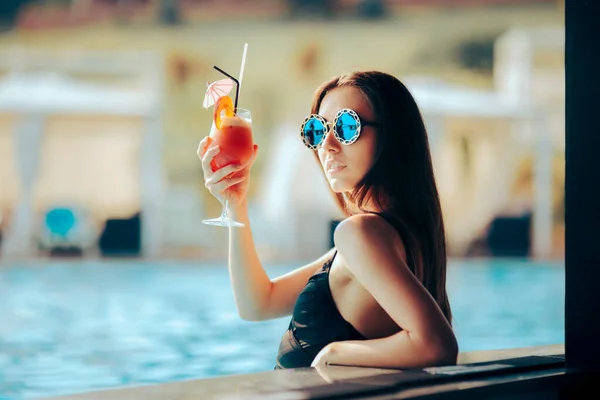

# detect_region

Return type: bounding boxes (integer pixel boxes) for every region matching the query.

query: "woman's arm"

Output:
[227,202,335,321]
[312,214,458,368]
[200,141,331,322]
[313,329,457,369]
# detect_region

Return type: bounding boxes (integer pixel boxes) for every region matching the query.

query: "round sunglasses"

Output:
[300,108,379,150]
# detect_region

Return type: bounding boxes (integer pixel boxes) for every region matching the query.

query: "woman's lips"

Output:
[327,165,346,174]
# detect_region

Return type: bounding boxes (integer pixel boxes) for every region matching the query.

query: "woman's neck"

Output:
[345,194,385,215]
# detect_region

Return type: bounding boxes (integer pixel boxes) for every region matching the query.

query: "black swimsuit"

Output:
[274,212,414,369]
[275,250,365,369]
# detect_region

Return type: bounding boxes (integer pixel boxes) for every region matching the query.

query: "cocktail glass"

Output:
[202,108,253,228]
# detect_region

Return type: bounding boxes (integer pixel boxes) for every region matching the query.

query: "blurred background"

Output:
[0,0,565,398]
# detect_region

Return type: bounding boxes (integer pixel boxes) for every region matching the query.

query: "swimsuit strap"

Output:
[323,250,338,272]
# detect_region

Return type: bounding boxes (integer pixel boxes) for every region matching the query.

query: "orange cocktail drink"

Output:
[209,108,253,172]
[202,54,252,228]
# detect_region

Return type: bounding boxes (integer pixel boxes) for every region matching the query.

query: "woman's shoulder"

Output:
[333,213,403,250]
[332,213,408,276]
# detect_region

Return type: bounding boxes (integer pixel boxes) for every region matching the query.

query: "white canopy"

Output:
[0,65,164,258]
[0,72,158,116]
[404,76,537,119]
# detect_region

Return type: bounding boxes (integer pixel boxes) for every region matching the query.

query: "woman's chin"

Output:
[328,179,353,193]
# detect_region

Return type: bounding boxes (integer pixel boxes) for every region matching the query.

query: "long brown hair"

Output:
[310,71,452,325]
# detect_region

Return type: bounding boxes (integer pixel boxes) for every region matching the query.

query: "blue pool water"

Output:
[0,258,564,399]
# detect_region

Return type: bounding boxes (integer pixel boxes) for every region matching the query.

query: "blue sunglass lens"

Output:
[336,112,360,142]
[303,117,326,146]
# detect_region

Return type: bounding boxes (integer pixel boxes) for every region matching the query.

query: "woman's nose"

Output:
[321,125,339,152]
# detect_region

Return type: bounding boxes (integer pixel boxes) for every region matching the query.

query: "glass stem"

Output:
[221,200,229,221]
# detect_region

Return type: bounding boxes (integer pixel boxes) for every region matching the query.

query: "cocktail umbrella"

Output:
[202,78,234,108]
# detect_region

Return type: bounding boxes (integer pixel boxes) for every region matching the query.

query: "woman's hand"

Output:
[311,343,337,370]
[197,136,259,207]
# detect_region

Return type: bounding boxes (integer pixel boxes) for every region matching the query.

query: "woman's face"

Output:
[317,86,378,193]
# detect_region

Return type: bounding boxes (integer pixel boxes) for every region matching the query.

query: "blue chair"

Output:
[45,208,77,239]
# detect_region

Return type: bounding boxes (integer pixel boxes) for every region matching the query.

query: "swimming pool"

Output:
[0,258,564,399]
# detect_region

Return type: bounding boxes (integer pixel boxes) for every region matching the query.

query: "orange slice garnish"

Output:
[214,95,235,130]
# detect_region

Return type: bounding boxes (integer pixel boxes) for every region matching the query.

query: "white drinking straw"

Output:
[238,43,248,91]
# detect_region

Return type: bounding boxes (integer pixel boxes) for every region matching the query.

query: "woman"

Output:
[197,70,458,370]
